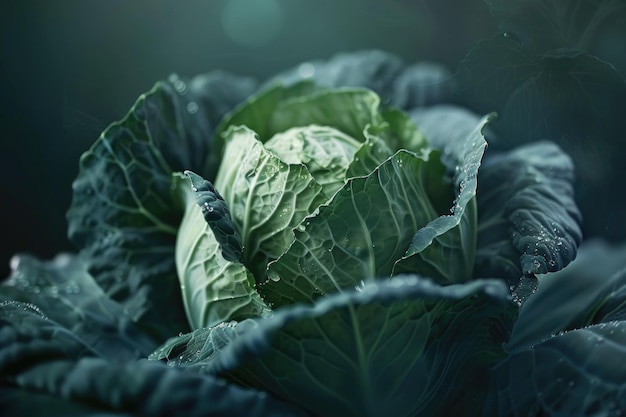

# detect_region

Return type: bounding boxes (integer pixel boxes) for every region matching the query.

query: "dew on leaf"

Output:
[297,62,315,78]
[186,101,199,114]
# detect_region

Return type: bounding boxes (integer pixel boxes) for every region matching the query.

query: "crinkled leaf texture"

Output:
[182,170,244,263]
[487,322,626,417]
[410,106,582,299]
[0,253,158,361]
[173,172,270,330]
[66,71,258,341]
[214,85,384,153]
[0,301,304,417]
[393,114,491,284]
[261,149,451,306]
[213,126,329,281]
[484,239,626,416]
[507,238,626,351]
[474,141,582,285]
[264,124,361,197]
[151,276,516,417]
[257,111,491,306]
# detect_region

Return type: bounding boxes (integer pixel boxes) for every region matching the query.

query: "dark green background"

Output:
[0,0,496,277]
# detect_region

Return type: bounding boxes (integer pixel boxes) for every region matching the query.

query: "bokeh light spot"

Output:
[221,0,283,47]
[297,62,315,78]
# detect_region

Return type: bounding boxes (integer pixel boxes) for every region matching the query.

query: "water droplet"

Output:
[63,283,80,295]
[173,79,186,94]
[268,270,281,282]
[297,62,315,78]
[186,101,198,114]
[9,255,20,272]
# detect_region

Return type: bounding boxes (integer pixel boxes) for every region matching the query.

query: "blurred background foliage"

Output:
[0,0,496,277]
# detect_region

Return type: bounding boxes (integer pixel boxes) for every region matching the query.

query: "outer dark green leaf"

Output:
[67,72,257,341]
[266,49,405,104]
[486,238,626,416]
[267,49,455,110]
[486,322,626,417]
[0,254,158,361]
[391,61,455,110]
[506,238,626,351]
[155,277,515,417]
[4,358,306,417]
[473,141,582,289]
[261,150,448,307]
[0,303,305,417]
[183,170,243,263]
[0,301,91,372]
[0,385,126,417]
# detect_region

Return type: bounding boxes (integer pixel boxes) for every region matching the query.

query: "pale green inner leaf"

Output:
[174,173,270,330]
[269,88,383,140]
[393,115,491,284]
[261,150,448,307]
[265,125,361,196]
[214,126,328,281]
